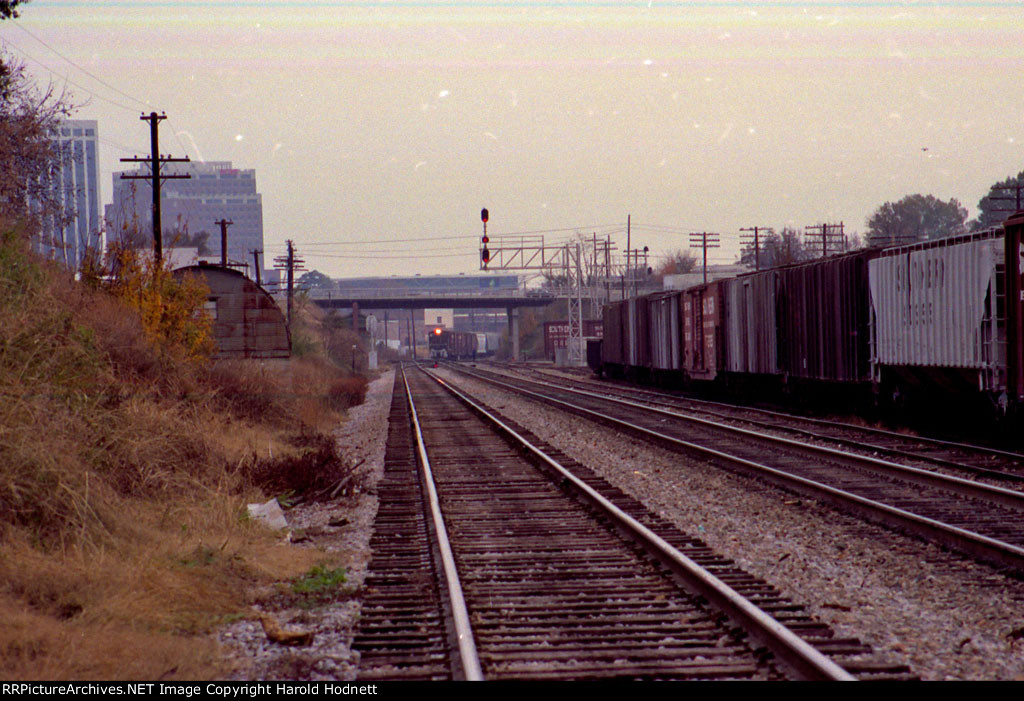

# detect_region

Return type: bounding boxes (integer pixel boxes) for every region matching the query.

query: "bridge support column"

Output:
[507,306,520,361]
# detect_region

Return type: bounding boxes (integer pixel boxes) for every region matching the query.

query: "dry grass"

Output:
[0,225,366,680]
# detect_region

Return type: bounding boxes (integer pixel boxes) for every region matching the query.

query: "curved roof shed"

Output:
[174,264,290,359]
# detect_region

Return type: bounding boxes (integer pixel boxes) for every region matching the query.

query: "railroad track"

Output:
[354,365,914,681]
[445,363,1024,577]
[501,363,1024,484]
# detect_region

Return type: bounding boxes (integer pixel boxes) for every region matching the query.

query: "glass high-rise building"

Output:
[34,119,101,271]
[106,160,265,275]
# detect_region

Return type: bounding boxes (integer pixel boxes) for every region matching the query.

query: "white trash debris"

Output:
[247,498,289,530]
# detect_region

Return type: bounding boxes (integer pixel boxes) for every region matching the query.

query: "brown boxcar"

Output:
[428,328,477,359]
[777,250,874,383]
[543,320,604,359]
[601,300,625,369]
[681,281,725,382]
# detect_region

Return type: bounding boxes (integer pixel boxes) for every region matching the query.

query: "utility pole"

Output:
[985,183,1024,223]
[739,226,772,271]
[411,310,417,359]
[215,218,233,267]
[805,222,844,258]
[120,112,191,266]
[273,240,305,331]
[250,249,262,285]
[689,232,720,285]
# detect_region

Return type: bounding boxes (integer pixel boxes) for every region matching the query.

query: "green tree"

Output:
[970,170,1024,231]
[865,194,967,245]
[297,270,334,291]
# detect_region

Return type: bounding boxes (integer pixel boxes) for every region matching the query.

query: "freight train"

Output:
[428,328,490,360]
[592,213,1024,420]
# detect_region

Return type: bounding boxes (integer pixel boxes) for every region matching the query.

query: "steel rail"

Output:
[517,367,1024,482]
[419,366,856,682]
[402,368,484,681]
[464,365,1024,512]
[445,364,1024,575]
[527,365,1024,466]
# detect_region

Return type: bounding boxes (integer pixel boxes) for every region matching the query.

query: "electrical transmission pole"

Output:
[986,183,1024,222]
[565,242,585,366]
[250,249,262,285]
[805,222,845,258]
[274,240,305,331]
[215,218,233,267]
[689,232,720,284]
[120,112,191,266]
[739,226,772,271]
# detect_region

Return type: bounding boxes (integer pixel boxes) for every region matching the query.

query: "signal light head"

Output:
[481,208,489,223]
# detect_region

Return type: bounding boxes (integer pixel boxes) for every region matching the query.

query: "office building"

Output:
[33,119,101,271]
[106,160,265,276]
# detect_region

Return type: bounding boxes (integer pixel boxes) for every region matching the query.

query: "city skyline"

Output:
[5,2,1024,279]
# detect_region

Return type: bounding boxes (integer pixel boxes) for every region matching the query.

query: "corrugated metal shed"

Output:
[174,264,290,360]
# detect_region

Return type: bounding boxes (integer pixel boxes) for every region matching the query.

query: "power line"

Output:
[305,252,477,260]
[0,36,140,114]
[11,19,153,111]
[272,225,625,249]
[2,26,192,160]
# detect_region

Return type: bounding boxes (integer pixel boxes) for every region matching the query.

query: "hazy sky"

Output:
[4,1,1024,278]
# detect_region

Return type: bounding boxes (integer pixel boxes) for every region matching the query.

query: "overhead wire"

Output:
[0,36,141,115]
[4,21,192,160]
[289,223,624,248]
[10,19,153,111]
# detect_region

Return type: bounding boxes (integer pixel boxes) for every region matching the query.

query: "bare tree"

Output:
[0,53,75,234]
[738,227,813,269]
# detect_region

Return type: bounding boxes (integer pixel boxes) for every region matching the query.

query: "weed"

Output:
[291,564,347,596]
[0,219,371,679]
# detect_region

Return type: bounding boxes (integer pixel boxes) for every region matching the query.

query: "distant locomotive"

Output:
[428,328,488,360]
[593,214,1024,419]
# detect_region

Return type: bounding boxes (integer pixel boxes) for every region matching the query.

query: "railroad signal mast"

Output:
[481,208,490,267]
[477,209,616,365]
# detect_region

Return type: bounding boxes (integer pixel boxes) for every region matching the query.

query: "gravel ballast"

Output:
[435,365,1024,681]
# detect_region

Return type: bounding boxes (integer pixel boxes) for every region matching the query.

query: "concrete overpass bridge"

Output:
[305,288,557,360]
